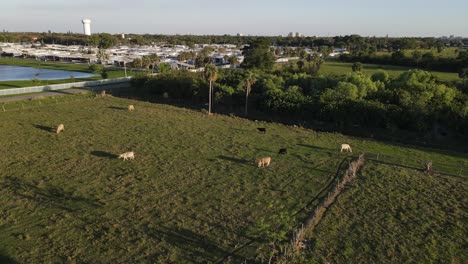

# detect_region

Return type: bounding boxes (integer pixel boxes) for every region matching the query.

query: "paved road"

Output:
[0,83,129,103]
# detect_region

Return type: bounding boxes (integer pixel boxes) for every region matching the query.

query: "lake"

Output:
[0,65,95,81]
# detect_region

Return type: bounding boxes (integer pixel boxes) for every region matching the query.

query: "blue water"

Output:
[0,65,95,81]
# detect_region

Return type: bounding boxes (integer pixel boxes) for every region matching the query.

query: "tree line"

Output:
[130,69,468,140]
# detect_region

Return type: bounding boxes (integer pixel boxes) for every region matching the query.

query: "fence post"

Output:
[2,105,5,112]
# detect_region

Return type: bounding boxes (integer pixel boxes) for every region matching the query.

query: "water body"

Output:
[0,65,95,81]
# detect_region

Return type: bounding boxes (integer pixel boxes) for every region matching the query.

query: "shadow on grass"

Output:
[0,176,104,233]
[107,106,127,110]
[231,128,251,133]
[33,124,54,133]
[91,151,118,159]
[217,155,251,166]
[148,226,240,263]
[297,144,340,155]
[254,147,275,153]
[0,254,16,264]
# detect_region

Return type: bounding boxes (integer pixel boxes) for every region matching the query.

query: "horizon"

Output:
[1,0,467,38]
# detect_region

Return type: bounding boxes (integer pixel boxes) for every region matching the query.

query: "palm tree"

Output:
[131,58,143,69]
[459,67,468,86]
[297,60,305,71]
[228,56,239,67]
[142,55,151,72]
[243,71,257,115]
[149,53,160,73]
[204,64,218,115]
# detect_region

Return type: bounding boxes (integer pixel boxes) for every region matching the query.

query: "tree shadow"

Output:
[33,124,54,133]
[0,176,104,233]
[0,254,16,264]
[91,150,118,159]
[217,155,251,166]
[107,106,127,110]
[146,225,241,263]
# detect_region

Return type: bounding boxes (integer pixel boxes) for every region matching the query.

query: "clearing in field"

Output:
[0,95,466,263]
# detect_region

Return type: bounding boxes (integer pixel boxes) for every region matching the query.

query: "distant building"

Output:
[288,32,303,38]
[237,33,244,37]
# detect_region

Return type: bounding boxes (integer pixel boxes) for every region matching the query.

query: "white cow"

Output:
[56,124,65,134]
[340,144,352,153]
[118,151,135,161]
[257,157,272,167]
[128,105,135,111]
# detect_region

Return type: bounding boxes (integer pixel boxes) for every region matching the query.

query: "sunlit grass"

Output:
[0,95,466,262]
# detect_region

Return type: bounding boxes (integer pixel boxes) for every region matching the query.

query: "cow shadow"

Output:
[108,106,127,110]
[297,143,336,153]
[33,124,54,133]
[91,151,118,159]
[217,155,251,166]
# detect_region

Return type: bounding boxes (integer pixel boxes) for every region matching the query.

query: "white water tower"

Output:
[82,19,92,36]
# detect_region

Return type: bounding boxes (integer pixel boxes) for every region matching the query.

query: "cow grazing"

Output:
[340,144,352,153]
[56,124,65,134]
[257,157,272,167]
[118,151,135,161]
[278,148,288,154]
[257,127,266,133]
[128,105,135,111]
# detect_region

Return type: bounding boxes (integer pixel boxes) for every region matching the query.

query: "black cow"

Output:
[278,148,288,154]
[257,127,266,133]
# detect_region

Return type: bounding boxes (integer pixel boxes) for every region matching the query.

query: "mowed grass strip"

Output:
[303,163,467,263]
[320,61,460,81]
[0,95,466,262]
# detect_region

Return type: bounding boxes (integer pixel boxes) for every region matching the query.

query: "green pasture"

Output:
[301,163,467,263]
[320,62,460,81]
[0,95,466,263]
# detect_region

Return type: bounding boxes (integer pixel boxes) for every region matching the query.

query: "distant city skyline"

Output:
[1,0,467,37]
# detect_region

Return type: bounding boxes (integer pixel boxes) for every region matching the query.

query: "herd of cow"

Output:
[254,127,353,168]
[53,106,353,168]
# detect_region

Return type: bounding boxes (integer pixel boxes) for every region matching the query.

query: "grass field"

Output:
[375,47,464,59]
[301,163,467,263]
[319,62,460,81]
[0,95,467,263]
[0,57,132,90]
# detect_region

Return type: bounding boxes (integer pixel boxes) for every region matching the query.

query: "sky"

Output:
[1,0,467,37]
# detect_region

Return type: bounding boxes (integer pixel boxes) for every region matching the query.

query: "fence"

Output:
[0,77,131,96]
[363,152,468,178]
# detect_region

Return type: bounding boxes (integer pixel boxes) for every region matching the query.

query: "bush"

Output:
[88,64,104,74]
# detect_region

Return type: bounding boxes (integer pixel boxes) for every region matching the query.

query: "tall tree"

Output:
[241,38,275,70]
[149,53,160,73]
[142,55,151,72]
[228,56,239,67]
[297,60,305,71]
[204,64,218,115]
[352,62,362,72]
[459,67,468,86]
[243,71,258,115]
[411,50,422,68]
